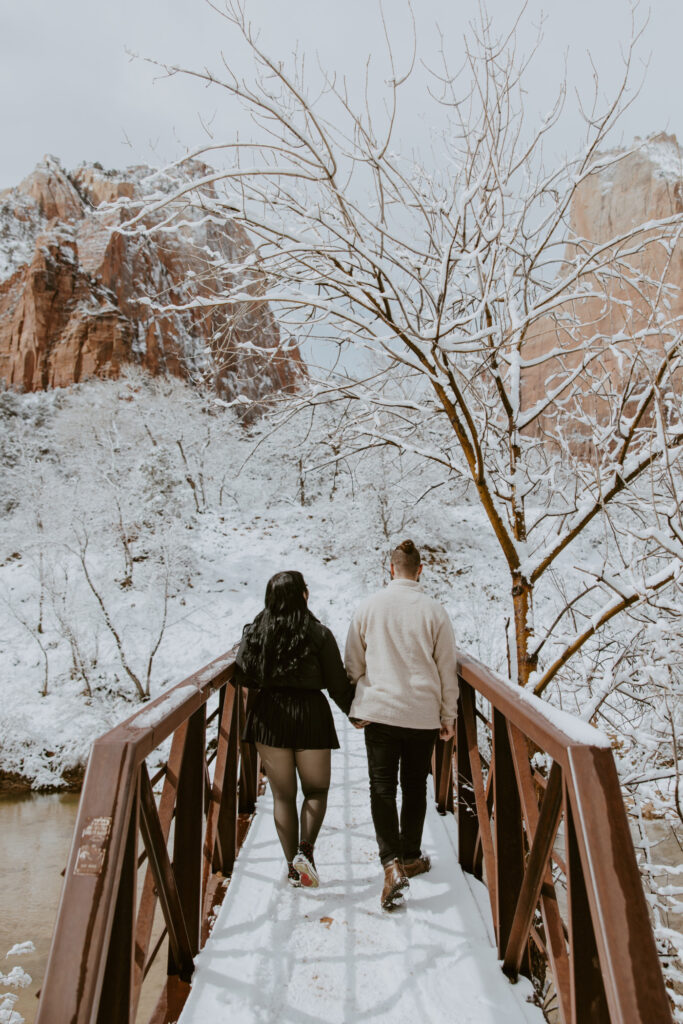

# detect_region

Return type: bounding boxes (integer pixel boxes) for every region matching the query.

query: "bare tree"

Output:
[73,529,170,700]
[0,588,50,697]
[124,0,682,696]
[46,560,97,698]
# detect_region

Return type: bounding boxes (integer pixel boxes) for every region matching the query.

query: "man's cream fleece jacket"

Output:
[345,579,458,730]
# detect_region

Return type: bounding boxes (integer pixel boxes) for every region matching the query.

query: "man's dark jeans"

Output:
[364,722,439,866]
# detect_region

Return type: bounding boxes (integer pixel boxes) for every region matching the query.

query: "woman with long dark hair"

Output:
[234,571,353,888]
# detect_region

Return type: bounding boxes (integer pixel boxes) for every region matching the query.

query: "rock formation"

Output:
[522,133,683,449]
[0,156,302,397]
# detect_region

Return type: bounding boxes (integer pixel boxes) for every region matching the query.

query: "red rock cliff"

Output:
[0,156,303,397]
[522,133,683,450]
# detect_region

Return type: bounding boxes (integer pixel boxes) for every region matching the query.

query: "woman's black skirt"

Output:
[243,687,340,749]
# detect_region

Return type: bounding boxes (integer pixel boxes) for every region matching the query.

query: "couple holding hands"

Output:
[234,539,458,911]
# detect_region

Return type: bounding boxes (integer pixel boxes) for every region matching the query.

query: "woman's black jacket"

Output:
[233,618,355,716]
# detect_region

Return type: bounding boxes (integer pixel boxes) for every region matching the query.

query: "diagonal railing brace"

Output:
[139,763,195,983]
[503,761,563,979]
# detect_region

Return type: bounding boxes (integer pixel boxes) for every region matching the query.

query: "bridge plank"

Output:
[35,740,139,1023]
[213,689,240,875]
[565,787,610,1023]
[457,650,606,765]
[237,688,259,815]
[148,976,192,1024]
[432,735,455,814]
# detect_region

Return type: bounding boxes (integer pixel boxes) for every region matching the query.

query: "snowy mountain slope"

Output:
[0,373,678,809]
[0,374,513,789]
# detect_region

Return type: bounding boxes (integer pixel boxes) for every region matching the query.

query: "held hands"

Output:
[350,717,371,729]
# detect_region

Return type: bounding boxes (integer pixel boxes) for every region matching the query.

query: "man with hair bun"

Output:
[345,539,458,911]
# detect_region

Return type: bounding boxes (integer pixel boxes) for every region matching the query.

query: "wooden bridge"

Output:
[35,647,673,1023]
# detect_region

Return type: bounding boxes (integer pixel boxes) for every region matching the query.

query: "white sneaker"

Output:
[292,845,319,888]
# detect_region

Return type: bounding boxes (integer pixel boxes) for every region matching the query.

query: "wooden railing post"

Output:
[456,684,479,875]
[565,785,610,1023]
[565,745,673,1023]
[239,688,258,815]
[214,690,239,876]
[432,735,455,814]
[492,708,527,972]
[170,705,206,970]
[96,775,139,1024]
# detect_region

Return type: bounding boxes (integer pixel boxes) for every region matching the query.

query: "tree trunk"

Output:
[512,575,537,688]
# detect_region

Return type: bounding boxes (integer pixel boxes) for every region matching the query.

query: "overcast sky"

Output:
[1,0,682,190]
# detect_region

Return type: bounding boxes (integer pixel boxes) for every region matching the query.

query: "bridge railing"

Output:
[36,651,259,1024]
[37,645,673,1023]
[432,650,673,1024]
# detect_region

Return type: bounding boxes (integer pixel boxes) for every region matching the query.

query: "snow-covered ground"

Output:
[181,712,544,1024]
[0,376,514,789]
[0,376,680,1016]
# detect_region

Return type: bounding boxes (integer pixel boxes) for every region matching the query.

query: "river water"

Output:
[0,793,80,1024]
[0,793,167,1024]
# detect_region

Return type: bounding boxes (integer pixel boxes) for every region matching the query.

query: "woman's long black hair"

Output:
[239,571,313,681]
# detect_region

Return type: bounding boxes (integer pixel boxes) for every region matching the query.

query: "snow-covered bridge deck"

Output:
[179,717,543,1024]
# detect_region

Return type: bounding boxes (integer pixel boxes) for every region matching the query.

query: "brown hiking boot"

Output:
[381,859,408,911]
[403,854,431,878]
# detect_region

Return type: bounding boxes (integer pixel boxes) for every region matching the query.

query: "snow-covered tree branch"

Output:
[121,0,682,708]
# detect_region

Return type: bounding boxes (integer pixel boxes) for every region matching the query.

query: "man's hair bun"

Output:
[391,538,421,571]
